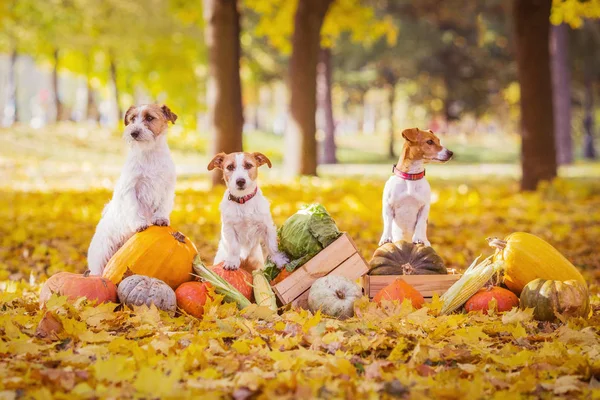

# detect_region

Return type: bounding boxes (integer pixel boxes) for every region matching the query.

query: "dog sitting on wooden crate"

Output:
[379,128,453,247]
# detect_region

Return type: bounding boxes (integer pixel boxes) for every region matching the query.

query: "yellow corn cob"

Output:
[440,256,504,315]
[252,270,278,312]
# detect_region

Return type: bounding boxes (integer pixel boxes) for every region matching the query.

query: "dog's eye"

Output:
[226,164,235,171]
[146,115,154,122]
[426,140,434,145]
[244,163,253,170]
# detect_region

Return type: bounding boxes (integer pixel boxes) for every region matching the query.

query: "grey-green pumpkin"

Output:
[369,241,446,275]
[519,278,589,321]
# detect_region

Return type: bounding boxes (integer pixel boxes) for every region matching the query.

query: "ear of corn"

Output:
[252,270,278,312]
[191,256,251,309]
[440,256,504,315]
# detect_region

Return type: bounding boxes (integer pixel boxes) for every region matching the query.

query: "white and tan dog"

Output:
[87,104,177,275]
[379,128,453,247]
[208,152,288,271]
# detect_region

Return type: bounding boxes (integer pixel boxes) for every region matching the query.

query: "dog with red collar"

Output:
[208,152,289,271]
[379,128,453,247]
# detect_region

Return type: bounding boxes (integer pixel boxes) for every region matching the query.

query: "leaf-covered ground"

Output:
[2,172,600,398]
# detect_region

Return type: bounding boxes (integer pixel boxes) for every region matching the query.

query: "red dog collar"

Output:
[228,187,258,204]
[392,165,426,181]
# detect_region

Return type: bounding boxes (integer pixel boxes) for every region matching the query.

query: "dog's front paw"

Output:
[223,258,241,271]
[271,252,289,269]
[152,218,170,227]
[412,236,431,247]
[136,224,149,233]
[379,235,393,246]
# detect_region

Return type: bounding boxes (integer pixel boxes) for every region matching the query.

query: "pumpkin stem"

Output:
[83,270,91,277]
[401,263,415,275]
[486,237,506,250]
[171,231,186,243]
[335,289,346,300]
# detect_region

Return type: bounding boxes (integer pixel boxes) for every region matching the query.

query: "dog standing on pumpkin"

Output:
[208,151,289,271]
[87,104,178,276]
[379,128,453,247]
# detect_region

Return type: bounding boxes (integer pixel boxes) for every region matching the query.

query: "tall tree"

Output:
[285,0,334,176]
[5,48,18,125]
[318,46,337,164]
[513,0,557,190]
[550,23,573,165]
[582,20,598,159]
[204,0,244,186]
[52,49,64,121]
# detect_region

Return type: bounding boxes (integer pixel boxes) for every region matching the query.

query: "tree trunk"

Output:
[387,83,396,159]
[583,48,597,159]
[318,46,337,164]
[550,23,573,165]
[203,0,244,186]
[52,49,63,122]
[109,54,121,121]
[583,21,597,159]
[285,0,334,176]
[4,48,18,125]
[513,0,556,190]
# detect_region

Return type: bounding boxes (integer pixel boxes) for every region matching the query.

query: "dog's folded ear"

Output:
[161,105,178,124]
[124,106,136,126]
[208,153,226,171]
[253,152,272,168]
[401,128,421,143]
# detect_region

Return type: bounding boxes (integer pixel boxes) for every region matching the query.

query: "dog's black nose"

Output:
[236,178,246,188]
[447,150,454,157]
[131,130,140,139]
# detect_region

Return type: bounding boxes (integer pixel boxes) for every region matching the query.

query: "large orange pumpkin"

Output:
[373,279,424,308]
[464,286,519,314]
[176,282,213,318]
[102,226,197,289]
[40,271,117,305]
[211,263,253,301]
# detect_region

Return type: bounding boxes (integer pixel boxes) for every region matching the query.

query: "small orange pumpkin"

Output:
[40,271,117,305]
[176,282,213,318]
[465,286,519,314]
[211,263,253,301]
[271,268,293,285]
[373,279,424,308]
[102,226,197,289]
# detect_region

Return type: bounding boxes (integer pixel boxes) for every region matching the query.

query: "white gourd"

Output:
[117,275,177,314]
[308,276,362,319]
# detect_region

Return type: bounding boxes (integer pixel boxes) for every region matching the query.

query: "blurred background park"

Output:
[0,0,599,191]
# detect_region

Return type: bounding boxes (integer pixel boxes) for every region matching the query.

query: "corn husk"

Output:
[192,256,251,309]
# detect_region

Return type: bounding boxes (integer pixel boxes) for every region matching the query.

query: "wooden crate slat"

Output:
[290,253,371,309]
[364,274,461,298]
[272,233,356,298]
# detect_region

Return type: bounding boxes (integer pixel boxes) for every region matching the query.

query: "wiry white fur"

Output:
[214,153,288,270]
[87,108,176,275]
[380,148,452,247]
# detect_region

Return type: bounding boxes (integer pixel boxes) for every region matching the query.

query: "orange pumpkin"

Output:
[271,268,293,285]
[102,226,197,289]
[176,282,213,318]
[211,263,253,301]
[465,286,519,314]
[40,271,117,305]
[373,279,424,308]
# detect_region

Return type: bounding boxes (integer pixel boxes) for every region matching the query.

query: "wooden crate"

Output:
[363,273,461,299]
[272,233,369,308]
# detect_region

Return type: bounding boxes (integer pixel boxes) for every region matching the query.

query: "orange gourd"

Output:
[40,271,117,305]
[464,286,519,314]
[373,279,424,308]
[176,282,213,318]
[271,268,293,285]
[210,263,253,301]
[102,226,197,289]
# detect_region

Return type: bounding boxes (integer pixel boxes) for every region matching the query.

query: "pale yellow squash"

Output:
[488,232,587,295]
[102,226,197,289]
